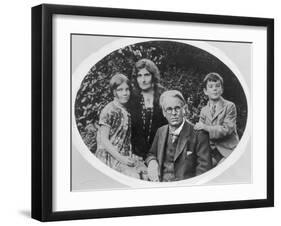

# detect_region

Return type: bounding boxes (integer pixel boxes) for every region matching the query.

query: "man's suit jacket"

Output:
[199,97,239,157]
[145,121,212,181]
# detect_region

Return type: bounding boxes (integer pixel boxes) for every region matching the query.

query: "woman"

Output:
[95,73,147,179]
[129,59,167,159]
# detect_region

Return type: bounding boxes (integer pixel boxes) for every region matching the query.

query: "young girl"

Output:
[95,73,147,179]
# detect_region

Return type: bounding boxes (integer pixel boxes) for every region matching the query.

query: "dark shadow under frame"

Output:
[31,3,274,222]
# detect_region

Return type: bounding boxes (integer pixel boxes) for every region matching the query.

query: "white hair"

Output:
[159,90,186,109]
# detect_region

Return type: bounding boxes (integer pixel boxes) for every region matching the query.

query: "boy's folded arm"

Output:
[208,103,237,139]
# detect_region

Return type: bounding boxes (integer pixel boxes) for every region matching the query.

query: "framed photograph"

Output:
[32,4,274,221]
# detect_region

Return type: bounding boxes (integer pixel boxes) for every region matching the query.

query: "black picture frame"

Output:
[32,3,274,222]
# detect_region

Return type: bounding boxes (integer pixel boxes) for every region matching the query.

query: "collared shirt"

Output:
[169,120,185,144]
[208,97,223,118]
[169,120,185,136]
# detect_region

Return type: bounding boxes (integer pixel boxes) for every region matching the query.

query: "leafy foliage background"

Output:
[74,41,248,154]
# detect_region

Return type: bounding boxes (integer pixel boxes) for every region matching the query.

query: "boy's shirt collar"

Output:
[208,96,223,108]
[207,97,226,119]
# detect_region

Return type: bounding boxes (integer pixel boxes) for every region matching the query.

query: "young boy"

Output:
[194,72,239,165]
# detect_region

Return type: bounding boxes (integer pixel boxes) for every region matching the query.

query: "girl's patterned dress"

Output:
[96,100,147,179]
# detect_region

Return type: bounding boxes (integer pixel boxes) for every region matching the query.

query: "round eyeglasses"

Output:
[165,106,181,114]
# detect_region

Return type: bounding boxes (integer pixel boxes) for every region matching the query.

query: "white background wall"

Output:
[0,0,279,225]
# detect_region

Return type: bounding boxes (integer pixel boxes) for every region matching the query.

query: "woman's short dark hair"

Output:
[203,72,224,89]
[132,59,161,90]
[109,73,131,95]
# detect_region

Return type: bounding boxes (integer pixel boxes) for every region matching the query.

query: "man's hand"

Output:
[147,160,160,182]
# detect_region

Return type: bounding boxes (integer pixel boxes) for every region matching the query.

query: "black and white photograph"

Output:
[30,3,273,221]
[0,0,278,224]
[72,35,250,190]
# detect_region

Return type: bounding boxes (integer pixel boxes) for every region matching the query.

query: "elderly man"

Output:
[145,90,212,182]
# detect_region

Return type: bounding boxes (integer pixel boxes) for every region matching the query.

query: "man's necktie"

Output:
[170,133,179,143]
[211,104,216,118]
